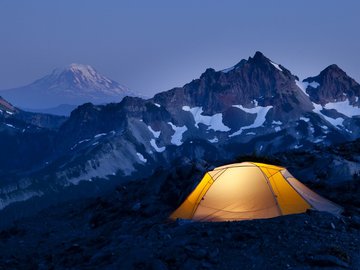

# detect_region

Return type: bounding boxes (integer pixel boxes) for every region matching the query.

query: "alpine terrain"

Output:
[1,51,360,212]
[0,51,360,269]
[0,64,136,115]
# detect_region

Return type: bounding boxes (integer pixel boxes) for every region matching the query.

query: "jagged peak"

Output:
[200,68,216,78]
[320,64,346,76]
[248,51,280,69]
[304,64,348,83]
[252,51,268,60]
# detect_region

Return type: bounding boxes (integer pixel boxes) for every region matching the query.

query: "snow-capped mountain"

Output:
[1,51,360,210]
[48,52,360,183]
[0,64,136,115]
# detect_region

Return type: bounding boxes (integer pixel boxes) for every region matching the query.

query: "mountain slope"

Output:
[49,52,360,183]
[0,64,136,113]
[0,96,66,185]
[300,65,360,137]
[0,146,359,269]
[1,52,360,210]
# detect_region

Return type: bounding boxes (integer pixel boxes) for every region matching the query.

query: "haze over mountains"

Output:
[0,64,136,115]
[0,51,360,212]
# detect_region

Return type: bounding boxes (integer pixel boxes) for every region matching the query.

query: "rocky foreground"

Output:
[0,168,359,270]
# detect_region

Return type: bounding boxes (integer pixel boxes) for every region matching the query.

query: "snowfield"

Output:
[182,106,230,132]
[229,104,273,137]
[168,122,187,146]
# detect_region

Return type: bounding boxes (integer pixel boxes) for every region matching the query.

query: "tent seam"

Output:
[190,170,225,217]
[256,165,283,216]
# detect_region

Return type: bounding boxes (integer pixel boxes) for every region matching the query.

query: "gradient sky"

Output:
[0,0,359,96]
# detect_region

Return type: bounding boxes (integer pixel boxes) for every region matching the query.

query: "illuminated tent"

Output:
[170,162,342,221]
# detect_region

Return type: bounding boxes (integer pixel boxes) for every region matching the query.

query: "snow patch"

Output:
[313,103,345,128]
[308,81,320,88]
[229,105,273,137]
[154,103,161,108]
[168,122,187,146]
[270,61,282,72]
[136,152,147,163]
[208,137,219,143]
[94,133,107,138]
[71,138,91,150]
[148,126,161,138]
[323,99,360,118]
[246,132,256,135]
[182,106,230,132]
[309,126,315,134]
[295,80,310,97]
[272,120,282,125]
[274,126,281,132]
[150,139,165,152]
[5,123,15,128]
[299,117,310,122]
[313,138,323,143]
[221,66,235,73]
[6,111,14,115]
[294,144,303,149]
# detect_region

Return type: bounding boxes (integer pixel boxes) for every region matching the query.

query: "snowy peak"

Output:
[39,63,129,94]
[304,64,360,105]
[248,51,288,74]
[220,51,288,75]
[0,63,137,111]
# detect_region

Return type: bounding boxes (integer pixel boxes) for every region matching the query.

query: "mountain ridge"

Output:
[0,51,360,211]
[0,64,137,111]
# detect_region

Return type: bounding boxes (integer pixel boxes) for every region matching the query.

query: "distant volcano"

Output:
[0,64,137,113]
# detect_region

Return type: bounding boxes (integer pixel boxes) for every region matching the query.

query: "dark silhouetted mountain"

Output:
[0,64,137,111]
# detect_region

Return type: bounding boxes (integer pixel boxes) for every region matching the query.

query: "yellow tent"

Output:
[170,162,342,221]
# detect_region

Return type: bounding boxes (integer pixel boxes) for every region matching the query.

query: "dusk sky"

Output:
[1,0,359,96]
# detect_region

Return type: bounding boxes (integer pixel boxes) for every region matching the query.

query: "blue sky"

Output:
[0,0,359,96]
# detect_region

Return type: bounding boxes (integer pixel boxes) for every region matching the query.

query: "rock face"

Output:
[0,97,66,184]
[1,51,360,210]
[0,64,136,112]
[304,64,360,105]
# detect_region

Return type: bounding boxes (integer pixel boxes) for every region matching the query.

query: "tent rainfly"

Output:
[170,162,343,222]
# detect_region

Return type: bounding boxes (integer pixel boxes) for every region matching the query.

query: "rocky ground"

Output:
[0,164,359,270]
